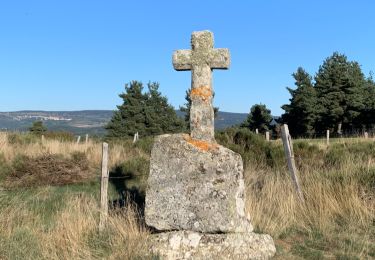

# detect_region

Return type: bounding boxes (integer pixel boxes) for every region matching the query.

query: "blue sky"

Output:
[0,1,374,115]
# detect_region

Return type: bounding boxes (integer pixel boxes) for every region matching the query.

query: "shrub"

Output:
[4,152,93,188]
[110,157,150,193]
[216,128,285,169]
[108,157,150,210]
[133,136,154,155]
[28,120,47,135]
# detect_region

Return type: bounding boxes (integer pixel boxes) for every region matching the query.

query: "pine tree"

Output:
[314,52,366,133]
[241,104,272,133]
[145,82,185,136]
[106,81,184,138]
[29,121,47,135]
[360,74,375,130]
[179,87,219,129]
[281,67,317,137]
[282,53,372,135]
[106,81,148,138]
[344,61,367,130]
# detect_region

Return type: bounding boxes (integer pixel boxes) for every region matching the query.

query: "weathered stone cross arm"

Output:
[172,31,230,143]
[172,48,230,71]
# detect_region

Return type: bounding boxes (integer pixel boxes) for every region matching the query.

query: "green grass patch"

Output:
[0,227,43,260]
[291,244,324,260]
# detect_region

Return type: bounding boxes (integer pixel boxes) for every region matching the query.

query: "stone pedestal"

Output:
[145,134,276,259]
[145,134,252,233]
[148,231,276,260]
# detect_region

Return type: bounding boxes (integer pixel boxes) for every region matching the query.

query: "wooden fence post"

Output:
[265,131,270,142]
[326,130,330,146]
[99,142,109,231]
[281,124,305,203]
[76,136,81,144]
[364,132,368,139]
[41,135,45,143]
[133,132,139,143]
[85,134,89,144]
[255,128,259,134]
[337,123,342,136]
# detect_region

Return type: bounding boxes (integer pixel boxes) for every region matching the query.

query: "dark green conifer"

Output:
[145,82,185,136]
[241,104,272,133]
[281,67,317,137]
[106,81,147,138]
[314,52,366,133]
[106,81,184,138]
[29,121,47,135]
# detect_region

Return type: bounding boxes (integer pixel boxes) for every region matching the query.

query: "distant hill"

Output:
[0,110,249,135]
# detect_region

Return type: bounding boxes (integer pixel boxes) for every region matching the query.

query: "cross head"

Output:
[173,30,230,142]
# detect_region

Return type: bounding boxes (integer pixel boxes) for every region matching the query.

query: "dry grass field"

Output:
[0,131,374,259]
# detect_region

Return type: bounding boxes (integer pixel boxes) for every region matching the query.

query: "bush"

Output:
[4,152,93,188]
[70,151,90,170]
[109,157,150,209]
[110,157,150,193]
[29,120,47,135]
[216,128,285,169]
[133,136,154,154]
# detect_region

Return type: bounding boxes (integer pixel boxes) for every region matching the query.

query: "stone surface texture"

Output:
[145,134,253,233]
[172,30,230,142]
[148,231,276,260]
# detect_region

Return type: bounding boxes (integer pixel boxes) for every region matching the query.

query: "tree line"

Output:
[281,52,375,137]
[104,52,375,139]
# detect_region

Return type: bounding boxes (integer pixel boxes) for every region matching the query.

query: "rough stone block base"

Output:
[145,134,252,233]
[148,231,276,260]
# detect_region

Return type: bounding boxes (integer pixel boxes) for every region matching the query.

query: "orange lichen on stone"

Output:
[190,85,212,101]
[184,135,218,151]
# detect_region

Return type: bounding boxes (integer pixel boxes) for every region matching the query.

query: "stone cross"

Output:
[173,30,230,142]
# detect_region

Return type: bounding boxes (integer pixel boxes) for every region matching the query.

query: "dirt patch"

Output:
[3,152,95,188]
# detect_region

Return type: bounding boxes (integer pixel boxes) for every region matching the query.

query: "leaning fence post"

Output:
[281,124,305,203]
[76,136,81,144]
[99,142,109,231]
[133,132,139,143]
[265,131,270,142]
[337,123,342,136]
[326,130,330,146]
